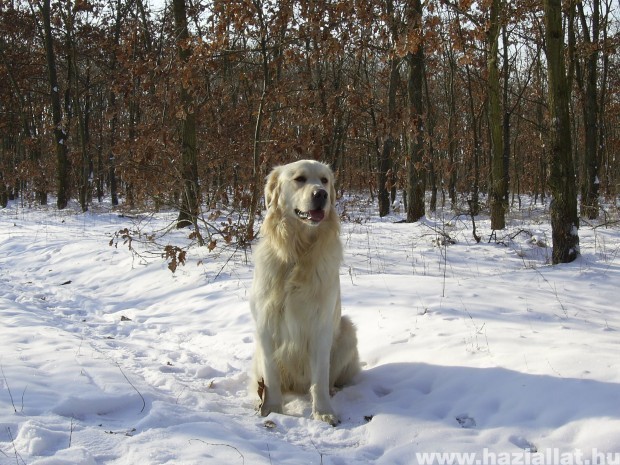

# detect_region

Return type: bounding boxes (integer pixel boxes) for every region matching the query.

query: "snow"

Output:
[1,198,619,465]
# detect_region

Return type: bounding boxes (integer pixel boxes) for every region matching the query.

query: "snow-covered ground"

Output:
[1,198,619,465]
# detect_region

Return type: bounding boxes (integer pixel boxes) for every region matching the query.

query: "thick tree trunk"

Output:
[378,57,399,217]
[41,0,70,210]
[488,0,506,230]
[173,0,201,231]
[577,0,600,219]
[543,0,580,264]
[406,60,426,222]
[405,0,426,223]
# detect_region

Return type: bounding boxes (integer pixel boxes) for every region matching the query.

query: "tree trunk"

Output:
[535,52,547,205]
[173,0,201,231]
[502,18,511,212]
[76,83,90,212]
[107,0,123,207]
[246,30,268,242]
[0,179,7,208]
[597,1,610,195]
[543,0,580,264]
[70,40,91,212]
[378,57,399,217]
[41,0,70,209]
[424,56,438,214]
[405,0,426,223]
[577,0,600,219]
[465,64,481,215]
[488,0,506,230]
[108,91,119,206]
[446,44,458,210]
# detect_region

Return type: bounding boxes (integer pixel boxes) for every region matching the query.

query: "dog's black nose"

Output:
[312,189,328,210]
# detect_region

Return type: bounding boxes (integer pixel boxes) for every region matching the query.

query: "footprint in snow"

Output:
[510,435,538,453]
[455,414,476,428]
[372,385,392,398]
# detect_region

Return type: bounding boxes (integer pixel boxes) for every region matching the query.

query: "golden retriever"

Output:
[250,160,360,426]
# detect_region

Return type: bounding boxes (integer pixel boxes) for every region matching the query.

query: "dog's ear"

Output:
[264,166,281,210]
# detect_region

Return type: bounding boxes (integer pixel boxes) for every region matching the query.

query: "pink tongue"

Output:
[309,210,325,222]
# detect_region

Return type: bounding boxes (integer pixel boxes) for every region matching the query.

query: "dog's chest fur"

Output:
[260,231,342,332]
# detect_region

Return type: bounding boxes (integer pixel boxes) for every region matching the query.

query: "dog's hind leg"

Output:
[330,316,361,388]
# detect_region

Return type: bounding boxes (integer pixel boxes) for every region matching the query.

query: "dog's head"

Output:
[264,160,337,226]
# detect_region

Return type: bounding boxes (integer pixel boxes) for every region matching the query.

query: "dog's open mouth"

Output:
[295,209,325,223]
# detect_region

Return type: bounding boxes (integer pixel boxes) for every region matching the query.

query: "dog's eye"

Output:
[321,177,328,185]
[294,176,307,183]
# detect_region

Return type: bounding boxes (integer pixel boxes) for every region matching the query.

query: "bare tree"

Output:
[406,0,426,222]
[172,0,201,231]
[543,0,580,264]
[377,0,402,218]
[575,0,601,219]
[40,0,70,209]
[488,0,506,230]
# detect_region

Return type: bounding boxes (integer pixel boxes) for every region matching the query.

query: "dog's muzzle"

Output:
[295,189,328,223]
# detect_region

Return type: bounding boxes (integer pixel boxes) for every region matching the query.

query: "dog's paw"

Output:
[260,402,283,417]
[313,411,341,427]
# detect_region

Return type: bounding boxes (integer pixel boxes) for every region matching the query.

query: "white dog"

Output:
[250,160,360,426]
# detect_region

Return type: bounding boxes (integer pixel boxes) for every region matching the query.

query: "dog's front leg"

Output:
[310,330,339,426]
[256,331,283,416]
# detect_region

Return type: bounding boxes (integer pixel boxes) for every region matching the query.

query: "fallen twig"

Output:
[116,363,146,413]
[0,364,17,413]
[188,439,245,464]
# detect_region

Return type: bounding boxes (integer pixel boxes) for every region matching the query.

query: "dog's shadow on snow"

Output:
[337,362,620,429]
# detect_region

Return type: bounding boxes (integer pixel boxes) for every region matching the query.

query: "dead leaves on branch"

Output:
[163,245,186,273]
[108,211,249,274]
[109,227,134,250]
[108,226,188,273]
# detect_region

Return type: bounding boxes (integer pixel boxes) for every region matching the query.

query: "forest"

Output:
[0,0,618,262]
